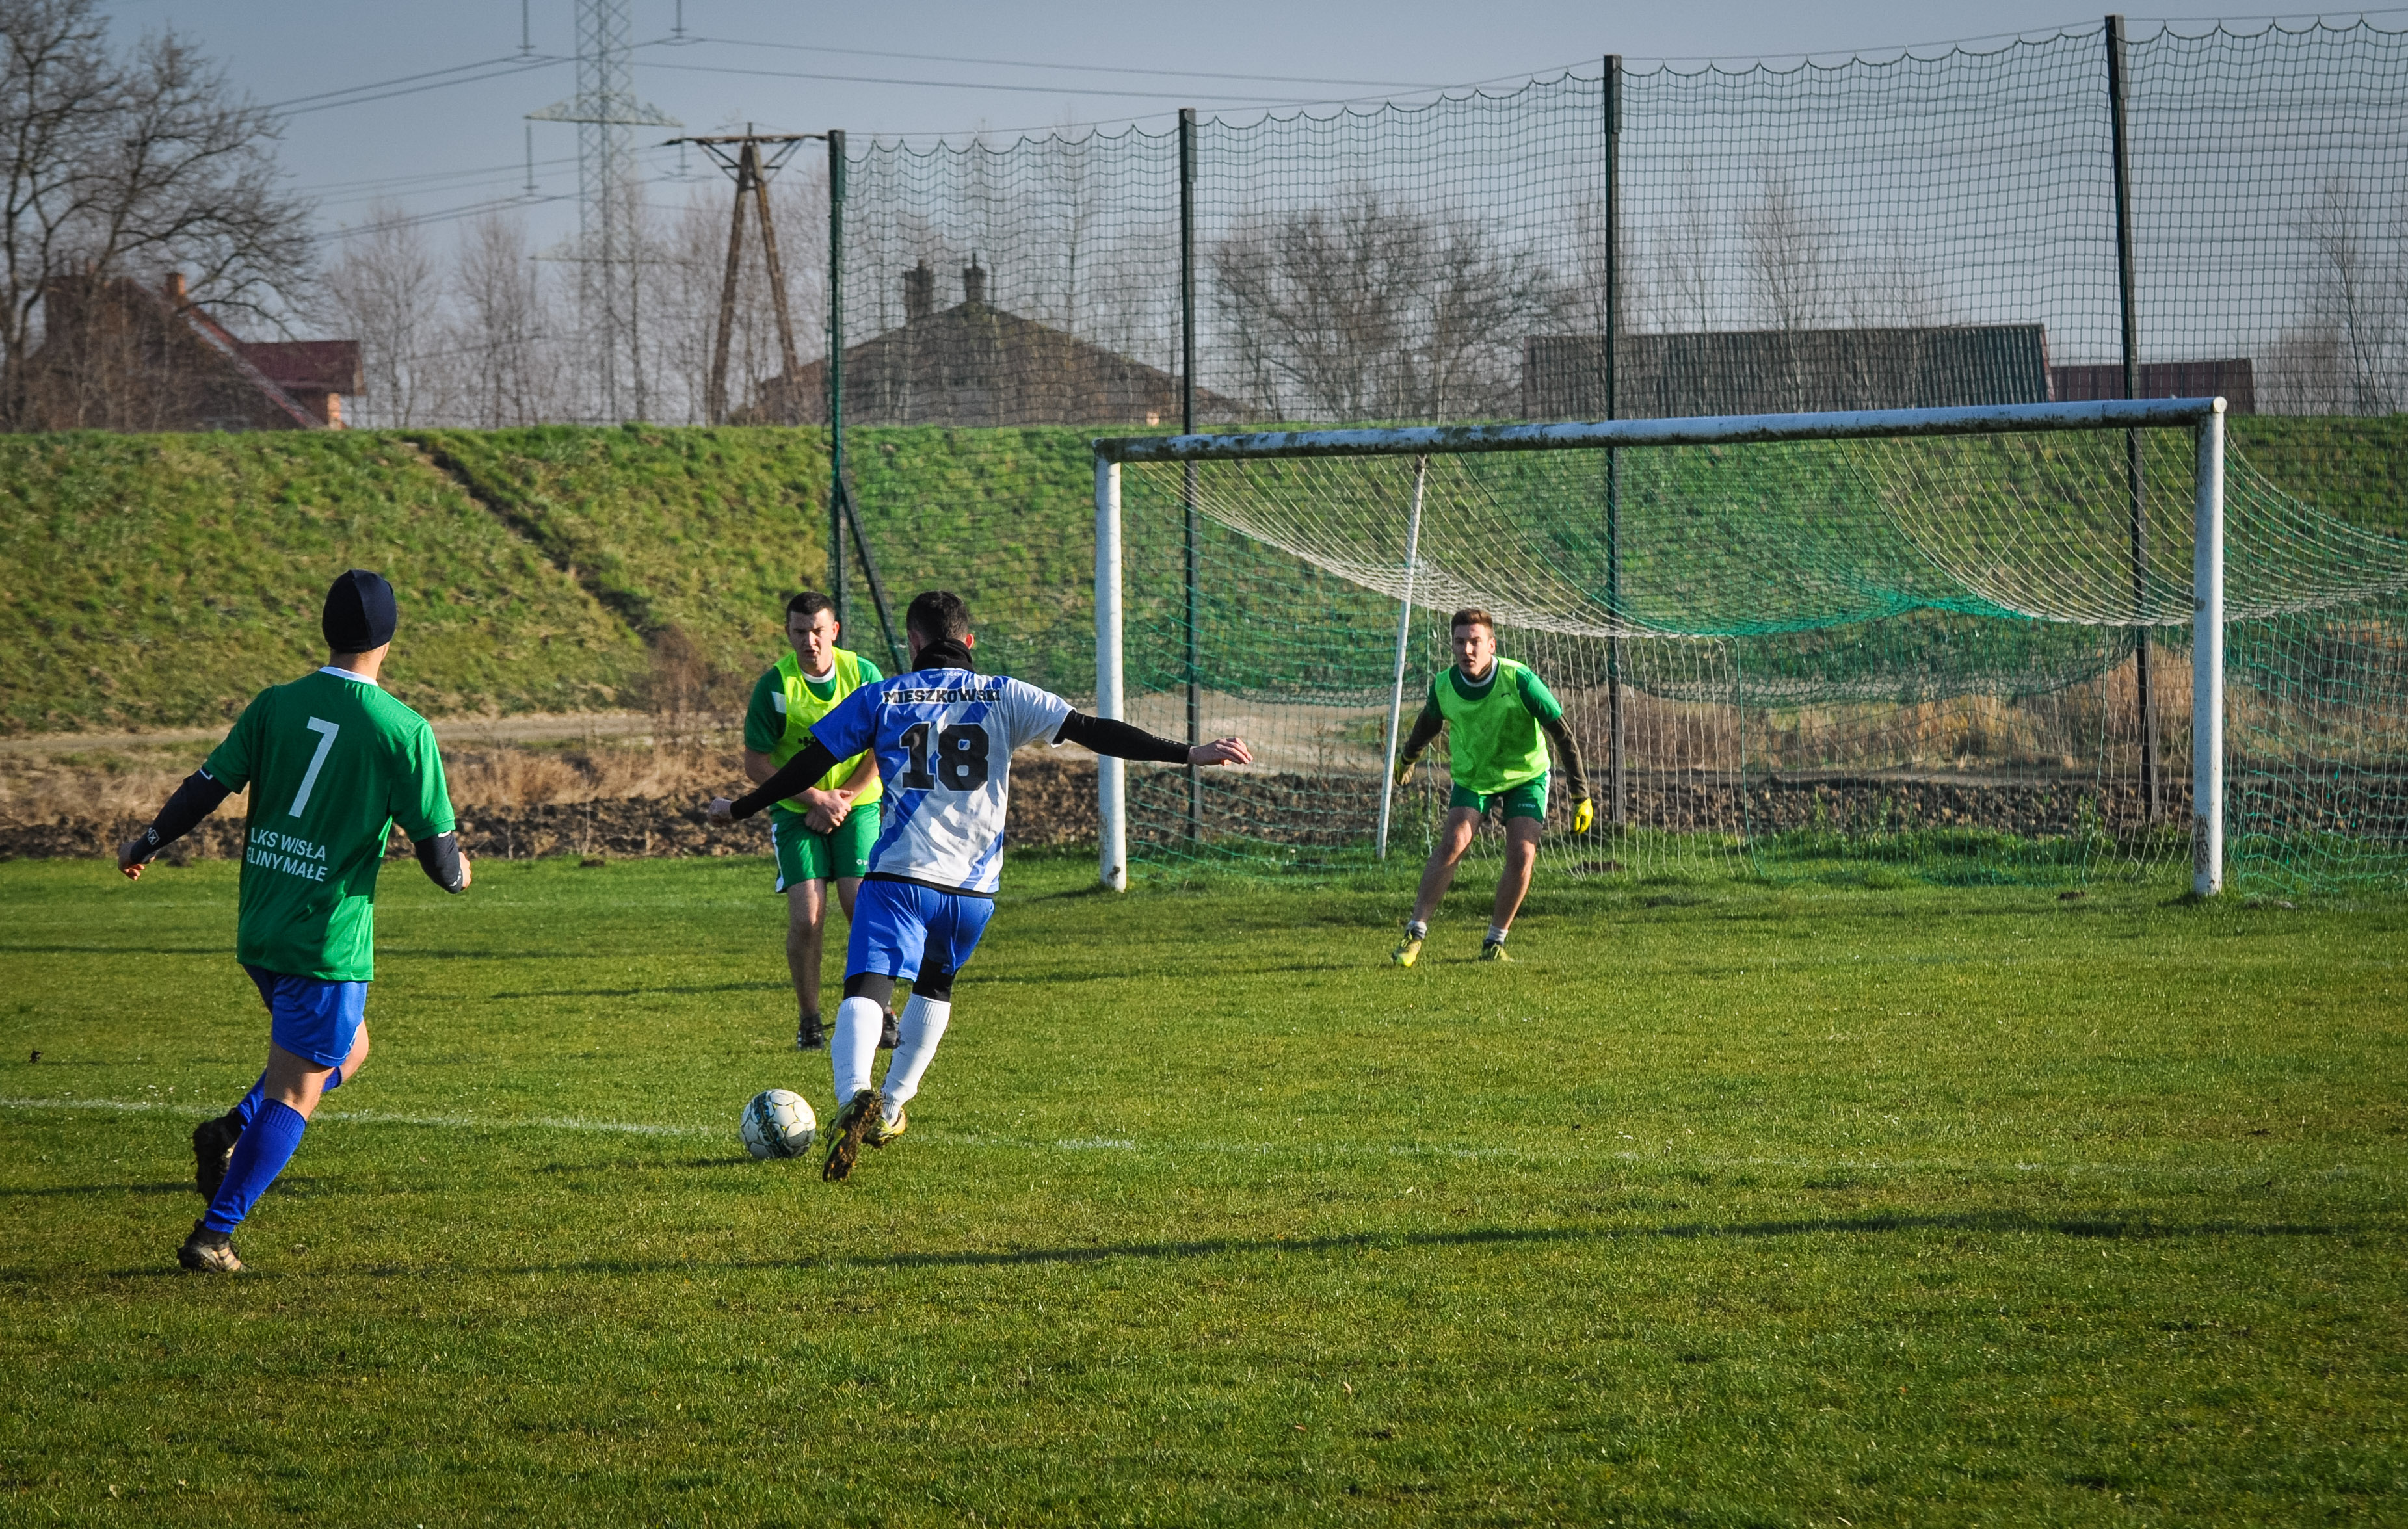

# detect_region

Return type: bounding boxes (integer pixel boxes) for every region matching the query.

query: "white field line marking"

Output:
[1,1096,2286,1179]
[0,1095,715,1140]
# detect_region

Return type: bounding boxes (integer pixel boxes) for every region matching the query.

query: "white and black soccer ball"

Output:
[740,1088,817,1160]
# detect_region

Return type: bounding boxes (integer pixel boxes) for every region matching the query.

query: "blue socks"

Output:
[230,1061,338,1130]
[203,1099,307,1234]
[230,1074,267,1130]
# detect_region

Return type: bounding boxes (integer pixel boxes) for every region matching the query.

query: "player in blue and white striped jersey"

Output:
[710,590,1250,1181]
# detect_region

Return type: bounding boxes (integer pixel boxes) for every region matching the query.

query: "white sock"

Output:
[878,993,952,1121]
[1486,924,1509,944]
[832,995,883,1105]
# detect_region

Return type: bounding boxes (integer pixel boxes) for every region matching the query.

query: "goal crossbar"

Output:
[1092,398,2229,898]
[1094,396,2224,464]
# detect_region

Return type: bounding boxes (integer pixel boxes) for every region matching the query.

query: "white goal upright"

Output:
[1093,397,2235,896]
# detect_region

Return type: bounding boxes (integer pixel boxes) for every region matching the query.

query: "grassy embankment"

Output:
[2,855,2403,1522]
[0,416,2399,737]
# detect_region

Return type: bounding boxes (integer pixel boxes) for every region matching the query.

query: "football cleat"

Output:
[795,1011,825,1051]
[879,1009,900,1051]
[864,1101,908,1150]
[1478,939,1513,963]
[192,1112,242,1199]
[177,1220,243,1274]
[1391,926,1424,968]
[821,1088,882,1182]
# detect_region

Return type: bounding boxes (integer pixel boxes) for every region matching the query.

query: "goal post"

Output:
[1094,397,2234,896]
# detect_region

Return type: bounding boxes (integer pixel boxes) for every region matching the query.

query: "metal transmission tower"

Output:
[528,0,678,420]
[665,130,817,425]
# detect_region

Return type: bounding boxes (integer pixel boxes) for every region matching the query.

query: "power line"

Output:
[297,153,581,198]
[265,54,533,111]
[271,56,567,119]
[658,34,1447,91]
[631,57,1336,105]
[313,190,577,245]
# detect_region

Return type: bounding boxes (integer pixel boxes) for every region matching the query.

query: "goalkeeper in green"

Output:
[1390,608,1591,965]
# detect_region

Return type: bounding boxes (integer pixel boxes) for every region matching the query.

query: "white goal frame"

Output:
[1093,397,2229,896]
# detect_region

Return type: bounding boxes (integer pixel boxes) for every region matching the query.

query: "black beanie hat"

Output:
[322,569,398,653]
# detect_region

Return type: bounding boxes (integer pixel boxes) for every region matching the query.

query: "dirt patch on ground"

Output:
[1,754,1104,863]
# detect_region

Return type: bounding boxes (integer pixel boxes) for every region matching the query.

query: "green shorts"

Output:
[1449,773,1549,824]
[768,801,880,892]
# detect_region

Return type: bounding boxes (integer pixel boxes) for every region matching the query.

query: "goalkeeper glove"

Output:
[1393,757,1416,787]
[1572,798,1595,834]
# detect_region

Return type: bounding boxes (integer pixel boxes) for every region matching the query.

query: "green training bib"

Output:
[771,647,882,809]
[1433,657,1553,794]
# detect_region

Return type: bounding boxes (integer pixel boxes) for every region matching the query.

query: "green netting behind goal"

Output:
[1114,427,2408,891]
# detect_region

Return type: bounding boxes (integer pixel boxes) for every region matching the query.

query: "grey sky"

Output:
[105,1,2356,257]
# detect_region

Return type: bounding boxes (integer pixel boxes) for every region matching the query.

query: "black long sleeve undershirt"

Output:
[414,831,467,893]
[127,769,233,862]
[723,711,1192,823]
[1053,710,1189,763]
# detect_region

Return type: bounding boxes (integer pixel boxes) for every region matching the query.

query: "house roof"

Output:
[245,339,362,397]
[759,297,1247,428]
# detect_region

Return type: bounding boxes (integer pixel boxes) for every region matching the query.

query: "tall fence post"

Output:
[1603,54,1627,833]
[1096,455,1128,891]
[1375,456,1428,859]
[2191,400,2225,896]
[827,128,849,626]
[1179,107,1202,844]
[2106,14,2160,822]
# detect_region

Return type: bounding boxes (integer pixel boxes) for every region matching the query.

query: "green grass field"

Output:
[4,855,2405,1524]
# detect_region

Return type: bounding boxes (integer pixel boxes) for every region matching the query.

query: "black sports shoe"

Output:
[879,1009,900,1050]
[192,1112,242,1200]
[821,1088,882,1182]
[795,1011,825,1050]
[177,1219,243,1273]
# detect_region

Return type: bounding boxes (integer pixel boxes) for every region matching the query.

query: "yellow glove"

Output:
[1393,756,1416,788]
[1572,798,1595,834]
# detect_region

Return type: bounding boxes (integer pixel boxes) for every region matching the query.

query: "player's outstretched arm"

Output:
[1055,712,1251,767]
[710,738,840,823]
[117,768,233,880]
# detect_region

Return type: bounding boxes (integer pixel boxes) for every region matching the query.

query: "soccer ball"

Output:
[740,1088,817,1160]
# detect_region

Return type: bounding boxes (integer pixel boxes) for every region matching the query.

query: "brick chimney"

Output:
[903,260,934,324]
[962,254,986,307]
[163,271,188,306]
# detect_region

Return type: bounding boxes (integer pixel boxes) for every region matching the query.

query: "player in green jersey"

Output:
[741,592,888,1051]
[117,571,470,1273]
[1389,608,1593,966]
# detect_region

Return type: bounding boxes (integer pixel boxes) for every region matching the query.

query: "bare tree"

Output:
[0,0,311,421]
[2286,176,2404,414]
[320,202,447,426]
[631,158,827,425]
[1210,188,1564,422]
[449,210,555,427]
[1741,172,1839,332]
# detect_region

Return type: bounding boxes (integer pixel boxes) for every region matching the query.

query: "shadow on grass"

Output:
[798,1210,2354,1271]
[0,1180,192,1198]
[55,1209,2363,1284]
[187,1209,2347,1284]
[486,981,788,1000]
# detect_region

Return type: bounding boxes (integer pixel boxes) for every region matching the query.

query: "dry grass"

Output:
[0,734,751,827]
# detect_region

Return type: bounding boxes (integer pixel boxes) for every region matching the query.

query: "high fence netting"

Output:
[1115,428,2408,890]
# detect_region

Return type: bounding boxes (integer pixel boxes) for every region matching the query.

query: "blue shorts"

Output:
[245,965,369,1069]
[846,878,996,991]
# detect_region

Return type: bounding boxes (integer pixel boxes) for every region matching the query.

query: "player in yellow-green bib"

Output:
[1389,608,1592,965]
[117,571,470,1274]
[742,592,885,1050]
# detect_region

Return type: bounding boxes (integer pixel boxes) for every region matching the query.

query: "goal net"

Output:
[1090,400,2408,895]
